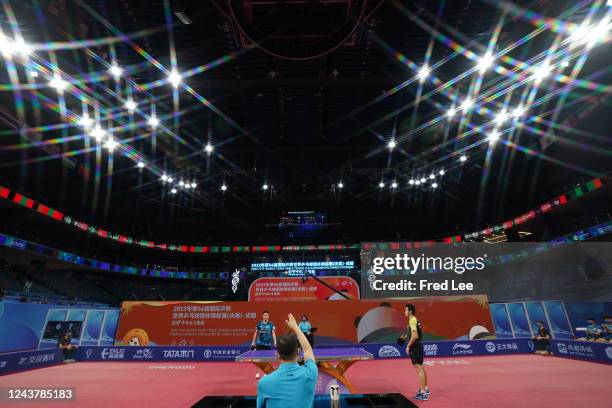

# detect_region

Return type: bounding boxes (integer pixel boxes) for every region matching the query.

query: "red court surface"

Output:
[1,355,610,407]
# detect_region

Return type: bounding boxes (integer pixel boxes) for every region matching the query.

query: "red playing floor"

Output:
[0,355,610,407]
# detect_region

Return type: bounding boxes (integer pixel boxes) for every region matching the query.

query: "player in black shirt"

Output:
[58,332,78,363]
[531,321,551,355]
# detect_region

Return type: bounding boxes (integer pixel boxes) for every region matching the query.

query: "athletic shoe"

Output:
[413,391,424,400]
[421,390,430,401]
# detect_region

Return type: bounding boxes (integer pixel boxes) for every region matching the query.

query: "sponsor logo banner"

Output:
[551,340,612,364]
[0,349,62,375]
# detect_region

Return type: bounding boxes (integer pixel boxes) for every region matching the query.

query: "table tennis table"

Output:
[236,348,373,393]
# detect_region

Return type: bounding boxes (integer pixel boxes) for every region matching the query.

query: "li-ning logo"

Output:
[378,345,401,358]
[452,343,473,355]
[231,270,240,293]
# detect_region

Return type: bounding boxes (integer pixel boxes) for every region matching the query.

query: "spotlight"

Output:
[379,182,385,188]
[167,177,174,183]
[14,38,32,57]
[263,183,269,191]
[168,70,182,88]
[170,188,177,194]
[512,106,526,118]
[109,63,122,79]
[49,75,68,91]
[179,180,185,187]
[337,182,344,189]
[532,62,550,83]
[0,34,15,58]
[77,114,93,128]
[439,169,445,176]
[429,174,435,180]
[494,109,508,125]
[161,174,168,182]
[415,180,421,186]
[391,181,398,189]
[460,98,473,112]
[447,106,457,118]
[408,179,415,185]
[387,139,396,150]
[124,99,137,112]
[561,60,570,68]
[204,143,214,154]
[420,177,426,183]
[460,154,467,162]
[488,130,500,144]
[148,115,160,128]
[29,70,38,78]
[137,161,145,169]
[89,126,105,142]
[104,137,118,151]
[417,65,430,82]
[191,182,197,189]
[432,182,439,189]
[477,52,494,72]
[221,184,227,191]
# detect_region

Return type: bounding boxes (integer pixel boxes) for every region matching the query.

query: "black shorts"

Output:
[255,345,271,350]
[409,343,424,365]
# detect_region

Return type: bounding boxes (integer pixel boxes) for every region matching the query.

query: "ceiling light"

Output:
[161,174,168,182]
[495,109,508,125]
[263,183,269,190]
[0,34,15,58]
[477,52,494,72]
[460,98,473,111]
[379,182,385,188]
[137,161,145,169]
[167,177,174,183]
[49,75,68,91]
[337,182,344,189]
[439,169,445,176]
[447,106,457,118]
[408,179,415,185]
[170,188,177,194]
[14,38,32,57]
[415,180,421,186]
[221,184,227,191]
[420,177,426,183]
[532,62,550,83]
[124,99,137,112]
[29,70,38,78]
[429,174,435,180]
[432,182,439,189]
[387,139,396,150]
[512,106,526,118]
[104,137,118,151]
[148,115,160,128]
[179,180,185,187]
[417,65,430,82]
[560,60,570,68]
[191,182,197,189]
[89,126,105,142]
[460,155,467,162]
[391,181,398,189]
[109,63,122,79]
[168,70,182,88]
[204,143,214,154]
[77,114,93,128]
[488,130,500,144]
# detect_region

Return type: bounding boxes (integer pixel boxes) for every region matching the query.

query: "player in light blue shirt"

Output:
[257,313,317,408]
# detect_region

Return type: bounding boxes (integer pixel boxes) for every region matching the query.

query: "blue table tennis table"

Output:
[236,347,373,393]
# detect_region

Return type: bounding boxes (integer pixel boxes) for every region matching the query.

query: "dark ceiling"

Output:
[0,0,610,244]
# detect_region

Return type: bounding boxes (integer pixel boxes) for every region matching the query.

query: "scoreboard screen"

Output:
[43,321,82,340]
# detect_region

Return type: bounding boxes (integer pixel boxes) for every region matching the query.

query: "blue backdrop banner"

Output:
[0,349,62,375]
[551,340,612,364]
